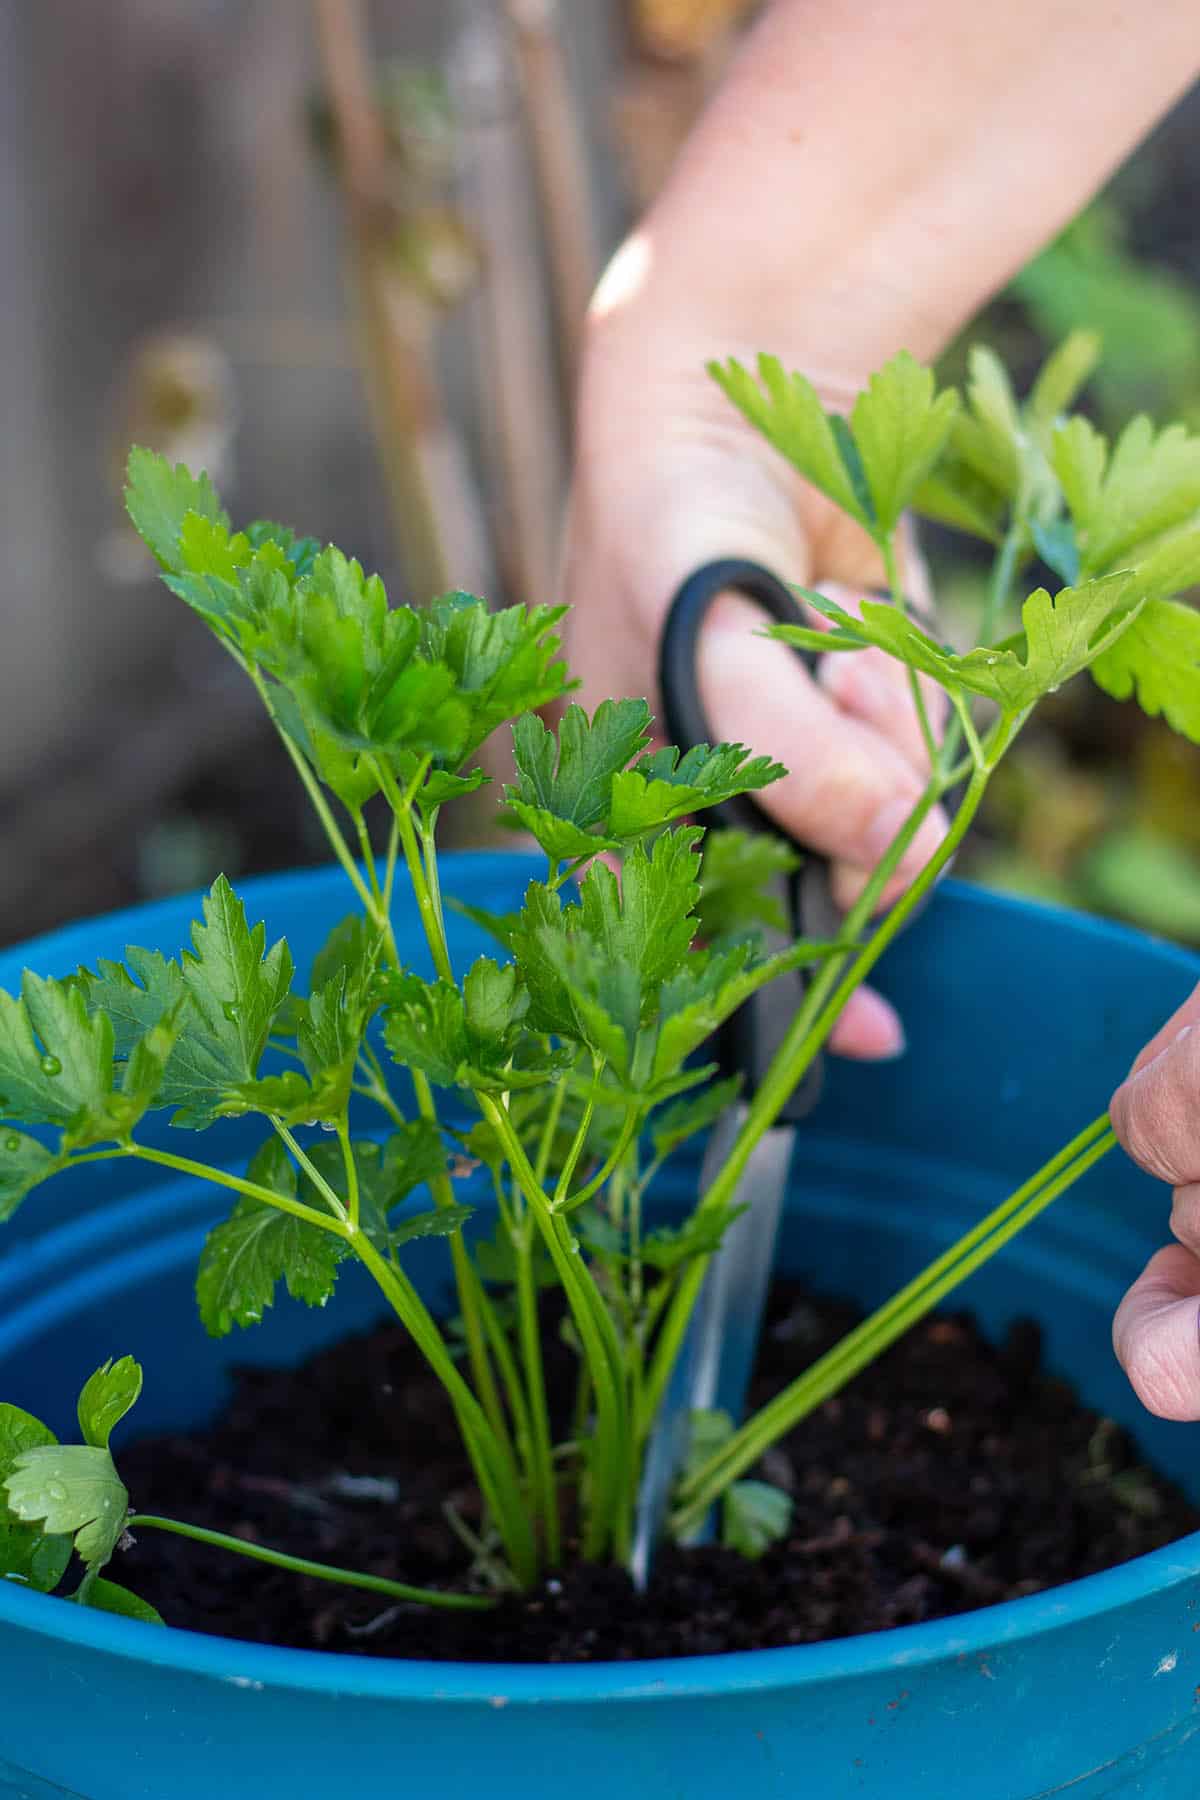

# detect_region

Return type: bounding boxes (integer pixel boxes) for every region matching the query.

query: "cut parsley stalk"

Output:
[672,1116,1117,1533]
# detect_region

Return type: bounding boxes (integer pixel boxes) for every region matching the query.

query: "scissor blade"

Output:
[630,1105,795,1588]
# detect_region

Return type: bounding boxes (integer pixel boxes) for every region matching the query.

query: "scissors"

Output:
[630,556,840,1589]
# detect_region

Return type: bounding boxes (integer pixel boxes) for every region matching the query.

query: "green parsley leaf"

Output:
[1054,414,1200,575]
[0,1131,60,1223]
[0,1404,71,1594]
[124,447,229,572]
[4,1444,128,1568]
[79,1577,164,1625]
[77,1357,143,1451]
[0,975,115,1135]
[511,834,703,1077]
[710,351,957,541]
[607,743,785,842]
[722,1480,793,1558]
[419,594,573,762]
[1090,597,1200,744]
[649,1075,743,1162]
[708,355,869,526]
[781,573,1139,712]
[639,1202,747,1273]
[382,958,555,1091]
[195,1137,343,1336]
[696,829,801,944]
[848,351,960,537]
[1028,327,1102,427]
[252,548,470,766]
[505,700,653,861]
[82,879,293,1129]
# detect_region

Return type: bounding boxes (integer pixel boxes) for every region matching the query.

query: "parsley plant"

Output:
[3,334,1200,1617]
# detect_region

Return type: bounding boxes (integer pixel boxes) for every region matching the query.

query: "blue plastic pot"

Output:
[1,854,1199,1800]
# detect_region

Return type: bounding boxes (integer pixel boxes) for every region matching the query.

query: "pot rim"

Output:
[3,1534,1199,1702]
[2,858,1198,1703]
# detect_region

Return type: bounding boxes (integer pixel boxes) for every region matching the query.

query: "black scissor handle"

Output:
[659,558,838,1121]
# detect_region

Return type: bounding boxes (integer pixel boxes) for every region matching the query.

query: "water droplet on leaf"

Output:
[45,1481,68,1503]
[222,1001,242,1025]
[4,1134,21,1152]
[40,1055,62,1077]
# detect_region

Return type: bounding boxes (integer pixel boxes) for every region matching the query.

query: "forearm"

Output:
[595,0,1200,380]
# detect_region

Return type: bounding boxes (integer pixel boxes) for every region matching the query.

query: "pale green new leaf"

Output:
[4,1444,128,1568]
[1055,414,1200,575]
[77,1357,143,1451]
[1050,415,1107,534]
[784,573,1139,711]
[849,351,959,536]
[1090,598,1200,744]
[1029,328,1102,427]
[707,355,868,525]
[124,447,228,572]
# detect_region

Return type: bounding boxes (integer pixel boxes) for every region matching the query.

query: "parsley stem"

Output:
[124,1145,336,1234]
[125,1514,494,1612]
[480,1095,631,1562]
[882,536,939,775]
[552,1062,599,1205]
[250,669,380,926]
[272,1122,348,1223]
[558,1107,642,1214]
[376,761,454,983]
[514,1218,561,1565]
[672,1115,1117,1529]
[337,1119,360,1230]
[411,1068,516,1469]
[980,517,1025,650]
[349,1227,537,1587]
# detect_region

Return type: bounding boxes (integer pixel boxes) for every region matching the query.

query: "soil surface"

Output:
[117,1282,1200,1662]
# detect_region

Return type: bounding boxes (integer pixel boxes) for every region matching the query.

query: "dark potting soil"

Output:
[116,1282,1200,1662]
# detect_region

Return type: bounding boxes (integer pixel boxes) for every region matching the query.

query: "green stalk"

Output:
[350,1228,537,1587]
[979,518,1025,650]
[514,1219,561,1564]
[125,1145,338,1234]
[882,536,938,772]
[412,1064,515,1466]
[250,669,380,926]
[480,1095,632,1562]
[474,1277,536,1473]
[375,763,524,1487]
[377,760,453,983]
[673,1118,1116,1529]
[126,1514,494,1612]
[558,1107,642,1215]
